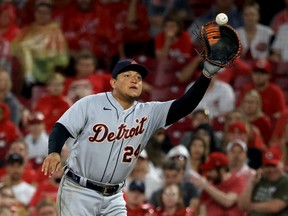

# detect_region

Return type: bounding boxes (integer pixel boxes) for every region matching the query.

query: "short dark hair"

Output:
[162,159,182,172]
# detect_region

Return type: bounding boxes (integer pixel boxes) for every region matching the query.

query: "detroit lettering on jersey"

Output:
[57,93,173,183]
[89,117,147,142]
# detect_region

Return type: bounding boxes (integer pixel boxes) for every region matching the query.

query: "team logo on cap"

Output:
[131,60,137,64]
[265,152,273,160]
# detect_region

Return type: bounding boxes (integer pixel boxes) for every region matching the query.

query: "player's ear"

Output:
[110,78,116,89]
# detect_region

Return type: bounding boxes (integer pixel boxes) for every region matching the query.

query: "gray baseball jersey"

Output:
[58,92,173,184]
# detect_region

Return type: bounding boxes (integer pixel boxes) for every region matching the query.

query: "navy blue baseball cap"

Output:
[128,180,145,193]
[112,59,148,79]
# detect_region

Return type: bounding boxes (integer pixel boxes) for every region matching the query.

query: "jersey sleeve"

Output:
[57,97,88,138]
[147,100,174,130]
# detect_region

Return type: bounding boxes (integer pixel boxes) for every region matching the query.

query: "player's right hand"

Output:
[42,153,62,178]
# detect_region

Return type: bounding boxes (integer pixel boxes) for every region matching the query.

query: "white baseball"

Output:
[216,13,228,25]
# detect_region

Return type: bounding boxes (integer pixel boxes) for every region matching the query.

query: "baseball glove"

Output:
[200,21,241,68]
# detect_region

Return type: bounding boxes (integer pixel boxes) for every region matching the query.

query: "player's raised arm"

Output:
[42,123,73,177]
[166,20,241,126]
[165,62,220,126]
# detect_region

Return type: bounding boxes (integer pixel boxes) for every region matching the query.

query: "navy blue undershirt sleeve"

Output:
[48,122,73,154]
[165,73,211,126]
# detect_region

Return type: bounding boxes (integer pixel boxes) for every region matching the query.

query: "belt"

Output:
[65,169,120,196]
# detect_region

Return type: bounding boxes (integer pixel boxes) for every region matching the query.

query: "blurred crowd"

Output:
[0,0,288,215]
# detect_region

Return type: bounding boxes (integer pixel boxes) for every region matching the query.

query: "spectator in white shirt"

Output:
[186,75,235,125]
[226,139,255,183]
[1,153,36,206]
[24,112,48,170]
[236,2,274,62]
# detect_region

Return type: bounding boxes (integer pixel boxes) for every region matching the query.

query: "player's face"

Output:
[111,71,143,102]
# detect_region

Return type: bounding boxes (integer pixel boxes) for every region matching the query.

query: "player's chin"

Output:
[128,93,141,100]
[128,89,142,98]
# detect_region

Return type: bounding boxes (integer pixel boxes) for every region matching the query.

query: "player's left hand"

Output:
[42,152,62,177]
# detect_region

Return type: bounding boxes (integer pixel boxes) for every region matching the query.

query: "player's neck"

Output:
[112,92,135,110]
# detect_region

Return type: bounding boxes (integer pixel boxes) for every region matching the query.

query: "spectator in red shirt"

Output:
[59,0,122,70]
[0,102,22,166]
[29,168,63,209]
[154,183,194,216]
[0,3,20,42]
[155,12,193,60]
[34,72,72,133]
[227,121,266,151]
[98,0,151,58]
[239,89,273,145]
[64,50,111,96]
[271,108,288,145]
[2,139,38,185]
[125,180,156,216]
[190,152,246,216]
[237,59,286,121]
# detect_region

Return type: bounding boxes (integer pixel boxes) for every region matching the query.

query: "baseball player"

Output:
[42,59,221,215]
